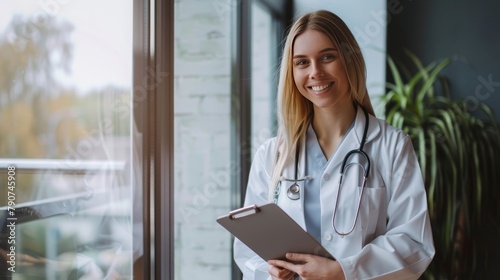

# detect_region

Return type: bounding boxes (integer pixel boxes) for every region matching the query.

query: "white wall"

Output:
[293,0,387,117]
[174,0,233,279]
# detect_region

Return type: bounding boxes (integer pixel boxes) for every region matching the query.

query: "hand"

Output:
[1,247,46,267]
[268,253,345,280]
[17,253,47,266]
[268,263,296,280]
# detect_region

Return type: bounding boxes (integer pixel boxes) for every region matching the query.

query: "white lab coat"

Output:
[234,107,435,280]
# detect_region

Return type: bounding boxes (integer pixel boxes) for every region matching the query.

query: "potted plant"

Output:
[380,51,500,279]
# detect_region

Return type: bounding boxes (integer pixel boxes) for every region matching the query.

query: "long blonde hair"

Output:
[270,10,375,199]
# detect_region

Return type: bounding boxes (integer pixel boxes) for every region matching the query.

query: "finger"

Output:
[20,254,46,264]
[285,253,314,263]
[283,271,295,280]
[279,268,295,278]
[19,254,39,262]
[275,269,294,279]
[269,266,295,280]
[268,259,291,269]
[268,260,297,274]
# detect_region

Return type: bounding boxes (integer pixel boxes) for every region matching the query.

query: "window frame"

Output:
[134,0,175,278]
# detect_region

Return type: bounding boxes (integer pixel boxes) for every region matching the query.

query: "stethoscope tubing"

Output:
[275,106,371,236]
[332,155,369,236]
[332,107,370,235]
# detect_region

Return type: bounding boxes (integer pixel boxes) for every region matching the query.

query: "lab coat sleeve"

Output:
[337,135,435,280]
[233,139,274,280]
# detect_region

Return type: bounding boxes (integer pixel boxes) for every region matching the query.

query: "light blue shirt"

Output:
[304,122,354,242]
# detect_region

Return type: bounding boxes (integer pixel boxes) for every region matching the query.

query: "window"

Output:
[0,1,139,279]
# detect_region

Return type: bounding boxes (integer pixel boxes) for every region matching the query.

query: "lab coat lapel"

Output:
[329,107,380,170]
[329,109,361,170]
[322,107,381,255]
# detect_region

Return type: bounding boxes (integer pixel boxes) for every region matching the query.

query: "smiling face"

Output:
[292,29,351,111]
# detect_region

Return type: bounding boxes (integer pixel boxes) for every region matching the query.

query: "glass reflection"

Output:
[0,1,137,279]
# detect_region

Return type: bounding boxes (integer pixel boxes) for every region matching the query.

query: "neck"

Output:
[310,103,357,160]
[311,103,357,142]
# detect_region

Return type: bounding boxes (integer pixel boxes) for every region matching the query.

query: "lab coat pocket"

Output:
[358,182,386,245]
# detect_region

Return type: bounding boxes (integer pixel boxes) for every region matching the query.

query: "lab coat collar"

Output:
[326,106,381,172]
[353,106,381,145]
[289,106,380,179]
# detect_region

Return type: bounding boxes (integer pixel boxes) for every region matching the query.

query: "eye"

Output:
[294,60,309,67]
[321,54,335,61]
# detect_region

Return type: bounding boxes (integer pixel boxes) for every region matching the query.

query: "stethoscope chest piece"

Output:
[287,183,300,200]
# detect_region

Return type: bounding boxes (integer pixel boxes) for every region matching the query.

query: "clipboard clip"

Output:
[229,204,261,220]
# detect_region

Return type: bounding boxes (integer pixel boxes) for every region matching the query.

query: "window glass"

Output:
[0,1,138,278]
[173,0,232,279]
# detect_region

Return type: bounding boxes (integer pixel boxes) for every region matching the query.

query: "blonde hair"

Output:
[270,10,375,199]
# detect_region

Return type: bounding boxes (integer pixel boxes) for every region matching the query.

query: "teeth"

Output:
[311,83,332,92]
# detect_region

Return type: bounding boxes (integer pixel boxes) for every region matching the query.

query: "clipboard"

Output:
[217,203,335,261]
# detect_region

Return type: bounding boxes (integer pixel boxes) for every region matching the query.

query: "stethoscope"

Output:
[274,106,371,236]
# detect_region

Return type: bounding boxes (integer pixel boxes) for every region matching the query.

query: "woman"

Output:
[234,10,435,280]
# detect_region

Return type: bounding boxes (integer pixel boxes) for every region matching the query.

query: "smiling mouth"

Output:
[310,82,333,92]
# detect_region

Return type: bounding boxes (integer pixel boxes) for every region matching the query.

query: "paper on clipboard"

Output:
[216,203,335,261]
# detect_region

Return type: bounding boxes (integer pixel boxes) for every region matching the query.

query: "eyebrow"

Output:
[293,47,338,59]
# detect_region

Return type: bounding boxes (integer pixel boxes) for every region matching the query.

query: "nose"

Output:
[309,62,324,79]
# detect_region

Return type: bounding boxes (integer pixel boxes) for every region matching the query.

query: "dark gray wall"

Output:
[387,1,500,278]
[387,0,500,121]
